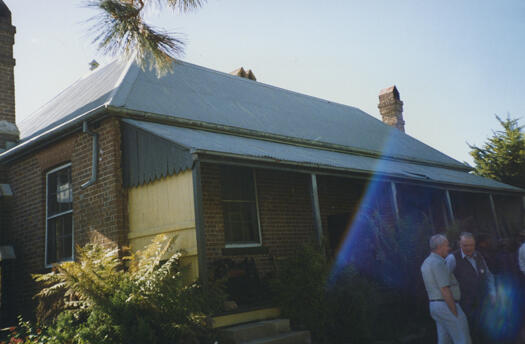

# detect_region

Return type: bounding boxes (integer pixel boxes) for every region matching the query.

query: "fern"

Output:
[27,234,224,344]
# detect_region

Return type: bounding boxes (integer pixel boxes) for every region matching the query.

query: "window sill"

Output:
[222,246,269,256]
[45,257,74,269]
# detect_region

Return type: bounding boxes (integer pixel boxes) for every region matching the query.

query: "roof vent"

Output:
[230,67,256,81]
[89,59,100,71]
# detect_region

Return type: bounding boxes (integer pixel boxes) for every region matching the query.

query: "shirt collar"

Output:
[460,249,476,259]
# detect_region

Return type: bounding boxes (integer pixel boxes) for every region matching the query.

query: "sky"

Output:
[4,0,525,165]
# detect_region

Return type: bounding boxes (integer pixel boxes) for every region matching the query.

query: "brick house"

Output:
[0,0,523,323]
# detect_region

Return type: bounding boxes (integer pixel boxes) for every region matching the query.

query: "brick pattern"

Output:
[3,118,128,320]
[4,154,44,320]
[0,18,15,125]
[378,86,404,132]
[35,136,75,171]
[201,163,316,277]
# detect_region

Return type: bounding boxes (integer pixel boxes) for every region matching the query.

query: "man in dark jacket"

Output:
[446,232,495,343]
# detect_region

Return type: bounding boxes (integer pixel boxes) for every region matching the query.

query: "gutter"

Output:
[2,103,521,195]
[193,149,525,195]
[108,106,473,173]
[0,105,108,163]
[0,103,471,174]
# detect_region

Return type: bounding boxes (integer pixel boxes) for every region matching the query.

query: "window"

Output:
[46,164,73,266]
[220,165,261,246]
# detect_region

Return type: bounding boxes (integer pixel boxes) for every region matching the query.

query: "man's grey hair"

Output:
[459,232,474,241]
[429,234,448,251]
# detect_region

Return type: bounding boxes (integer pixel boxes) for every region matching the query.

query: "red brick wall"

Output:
[0,16,15,125]
[3,118,127,320]
[201,163,317,277]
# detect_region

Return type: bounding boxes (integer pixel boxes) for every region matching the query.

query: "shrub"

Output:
[5,235,225,344]
[271,212,442,343]
[270,243,381,343]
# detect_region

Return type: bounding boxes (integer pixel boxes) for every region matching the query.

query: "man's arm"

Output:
[445,253,456,273]
[440,286,458,316]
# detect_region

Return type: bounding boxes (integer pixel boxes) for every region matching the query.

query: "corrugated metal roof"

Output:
[121,122,193,187]
[16,58,466,170]
[18,59,131,141]
[122,119,522,193]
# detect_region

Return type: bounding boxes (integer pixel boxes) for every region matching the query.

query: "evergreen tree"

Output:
[469,115,525,189]
[88,0,205,76]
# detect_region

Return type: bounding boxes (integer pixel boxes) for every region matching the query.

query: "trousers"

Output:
[429,301,471,344]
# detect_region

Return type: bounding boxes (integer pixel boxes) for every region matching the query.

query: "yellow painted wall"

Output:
[128,170,198,280]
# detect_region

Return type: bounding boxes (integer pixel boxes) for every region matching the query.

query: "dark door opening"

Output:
[327,212,352,258]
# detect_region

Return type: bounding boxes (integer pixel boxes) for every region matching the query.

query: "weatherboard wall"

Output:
[127,170,199,280]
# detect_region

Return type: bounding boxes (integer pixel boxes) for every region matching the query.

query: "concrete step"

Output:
[243,330,311,344]
[210,307,281,329]
[258,319,290,335]
[220,319,290,343]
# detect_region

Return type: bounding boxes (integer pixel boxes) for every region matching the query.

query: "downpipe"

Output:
[81,121,98,189]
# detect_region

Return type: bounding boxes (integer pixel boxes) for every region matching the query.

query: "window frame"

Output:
[45,163,74,268]
[221,167,263,248]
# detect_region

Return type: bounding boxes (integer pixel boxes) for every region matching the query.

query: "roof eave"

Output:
[192,149,525,195]
[0,105,109,163]
[109,106,473,173]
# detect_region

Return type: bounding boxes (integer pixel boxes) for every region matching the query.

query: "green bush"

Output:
[270,243,380,344]
[5,235,225,344]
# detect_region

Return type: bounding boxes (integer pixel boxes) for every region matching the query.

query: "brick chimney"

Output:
[0,1,18,151]
[230,67,256,81]
[378,85,404,132]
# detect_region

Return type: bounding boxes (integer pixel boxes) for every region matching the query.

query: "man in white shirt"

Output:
[422,234,471,344]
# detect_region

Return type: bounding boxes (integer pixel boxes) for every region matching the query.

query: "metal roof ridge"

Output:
[174,59,365,111]
[112,107,472,173]
[105,57,141,107]
[17,59,122,129]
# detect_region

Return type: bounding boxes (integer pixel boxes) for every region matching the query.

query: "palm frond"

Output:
[164,0,206,12]
[86,0,200,76]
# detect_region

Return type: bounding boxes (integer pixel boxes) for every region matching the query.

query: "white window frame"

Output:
[223,168,263,248]
[45,163,74,268]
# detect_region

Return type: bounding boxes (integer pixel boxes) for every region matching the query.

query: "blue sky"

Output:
[4,0,525,165]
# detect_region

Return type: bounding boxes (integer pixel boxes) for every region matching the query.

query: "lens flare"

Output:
[480,276,524,341]
[330,133,405,285]
[330,179,382,276]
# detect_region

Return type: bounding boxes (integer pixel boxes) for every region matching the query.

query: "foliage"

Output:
[270,243,329,336]
[364,212,434,338]
[270,243,381,344]
[0,316,51,344]
[469,115,525,189]
[370,213,432,289]
[87,0,206,76]
[324,266,381,344]
[4,235,224,344]
[270,212,447,343]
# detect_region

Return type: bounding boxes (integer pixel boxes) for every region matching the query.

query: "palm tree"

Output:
[88,0,205,76]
